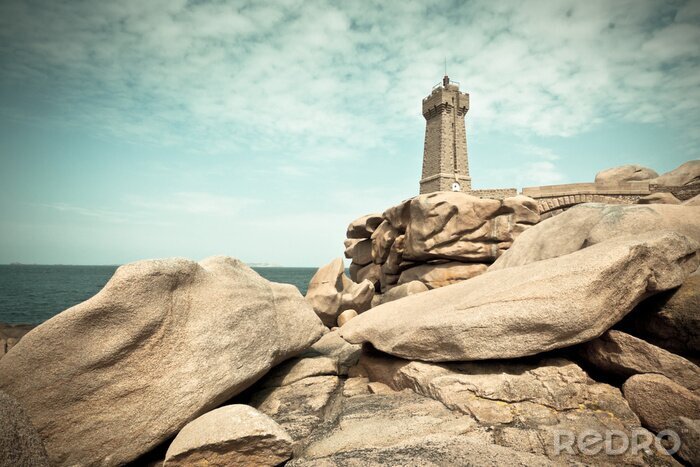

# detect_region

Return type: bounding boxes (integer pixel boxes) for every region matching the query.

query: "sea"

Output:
[0,265,317,325]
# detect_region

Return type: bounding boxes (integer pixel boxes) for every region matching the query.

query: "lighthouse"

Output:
[419,75,471,194]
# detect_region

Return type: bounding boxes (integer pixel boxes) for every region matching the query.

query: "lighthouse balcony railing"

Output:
[431,80,460,91]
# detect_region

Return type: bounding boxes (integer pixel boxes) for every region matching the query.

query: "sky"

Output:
[1,0,699,266]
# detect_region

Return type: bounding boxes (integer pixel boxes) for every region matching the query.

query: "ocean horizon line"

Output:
[1,263,320,268]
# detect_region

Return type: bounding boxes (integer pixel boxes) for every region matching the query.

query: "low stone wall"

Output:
[522,182,700,219]
[520,161,700,218]
[522,180,651,198]
[522,182,646,219]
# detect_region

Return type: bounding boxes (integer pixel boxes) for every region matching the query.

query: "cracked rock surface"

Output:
[0,257,325,466]
[340,231,699,361]
[578,329,700,394]
[245,346,678,466]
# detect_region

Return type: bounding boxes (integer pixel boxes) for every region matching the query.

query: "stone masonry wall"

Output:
[521,162,700,218]
[420,113,442,182]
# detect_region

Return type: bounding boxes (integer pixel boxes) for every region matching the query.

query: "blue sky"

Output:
[1,0,699,266]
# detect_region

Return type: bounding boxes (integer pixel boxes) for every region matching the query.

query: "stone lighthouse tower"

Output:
[419,75,471,194]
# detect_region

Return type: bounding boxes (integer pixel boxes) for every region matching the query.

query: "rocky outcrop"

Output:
[285,351,673,466]
[288,388,555,466]
[346,213,383,239]
[0,391,49,467]
[617,269,699,359]
[233,341,682,466]
[355,262,381,288]
[371,220,399,264]
[345,193,539,293]
[578,330,700,393]
[303,329,363,376]
[651,160,700,187]
[638,192,681,204]
[343,238,372,265]
[402,193,539,262]
[356,352,638,426]
[305,258,373,327]
[250,375,342,442]
[622,374,700,433]
[0,257,325,466]
[244,330,361,442]
[397,261,487,289]
[595,164,659,184]
[257,330,361,390]
[163,405,293,467]
[340,231,699,362]
[491,203,700,270]
[7,158,700,466]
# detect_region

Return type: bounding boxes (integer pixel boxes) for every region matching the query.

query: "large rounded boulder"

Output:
[402,192,539,263]
[340,231,699,361]
[491,203,700,270]
[651,160,700,187]
[594,164,658,184]
[0,256,325,466]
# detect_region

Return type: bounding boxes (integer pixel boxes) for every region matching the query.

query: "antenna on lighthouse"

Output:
[443,57,450,87]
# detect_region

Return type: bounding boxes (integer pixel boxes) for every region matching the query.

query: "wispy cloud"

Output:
[2,0,699,157]
[277,165,309,177]
[127,192,259,216]
[521,161,566,186]
[519,144,560,162]
[518,144,565,186]
[37,203,170,226]
[39,192,258,224]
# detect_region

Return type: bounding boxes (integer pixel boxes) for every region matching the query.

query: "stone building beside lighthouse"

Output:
[419,75,516,199]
